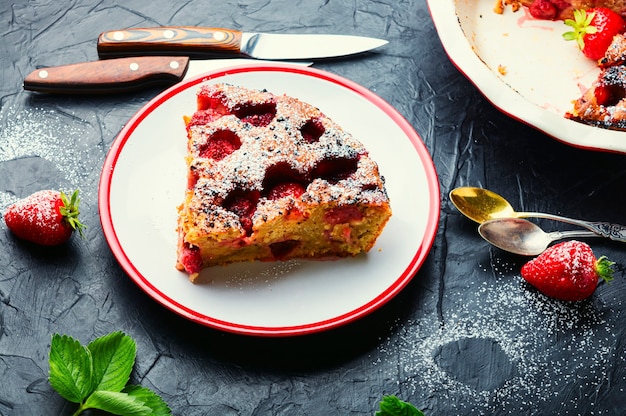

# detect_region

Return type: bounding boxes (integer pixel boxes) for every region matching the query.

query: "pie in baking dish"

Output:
[495,1,626,130]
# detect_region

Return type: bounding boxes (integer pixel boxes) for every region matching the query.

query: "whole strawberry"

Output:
[563,8,626,61]
[4,189,85,246]
[520,240,614,301]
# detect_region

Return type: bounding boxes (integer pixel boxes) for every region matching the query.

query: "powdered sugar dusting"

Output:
[0,106,100,211]
[204,260,301,290]
[5,189,59,226]
[375,256,625,414]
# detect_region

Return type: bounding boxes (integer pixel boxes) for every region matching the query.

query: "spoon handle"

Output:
[548,230,601,240]
[520,212,626,242]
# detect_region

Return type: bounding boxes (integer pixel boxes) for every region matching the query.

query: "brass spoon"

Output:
[478,218,598,256]
[449,187,626,242]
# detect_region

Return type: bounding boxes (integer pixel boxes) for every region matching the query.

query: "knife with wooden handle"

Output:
[98,27,241,58]
[23,56,189,94]
[97,27,388,60]
[23,56,312,94]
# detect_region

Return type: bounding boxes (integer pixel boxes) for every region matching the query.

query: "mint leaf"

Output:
[124,385,172,415]
[88,331,136,393]
[49,331,172,416]
[82,390,152,416]
[376,395,424,416]
[49,334,94,403]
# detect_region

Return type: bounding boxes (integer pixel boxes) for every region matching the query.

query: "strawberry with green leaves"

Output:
[563,8,626,61]
[4,189,85,246]
[520,240,614,301]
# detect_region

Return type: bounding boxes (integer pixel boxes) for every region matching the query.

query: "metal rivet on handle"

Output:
[213,31,226,41]
[38,70,49,79]
[113,31,125,41]
[170,61,180,70]
[129,63,139,71]
[164,29,175,39]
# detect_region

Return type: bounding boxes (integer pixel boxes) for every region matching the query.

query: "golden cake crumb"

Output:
[494,0,522,14]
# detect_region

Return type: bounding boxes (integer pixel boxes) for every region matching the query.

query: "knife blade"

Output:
[23,56,312,94]
[97,27,387,60]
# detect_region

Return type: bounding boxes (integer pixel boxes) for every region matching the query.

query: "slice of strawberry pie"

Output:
[565,63,626,130]
[176,84,392,282]
[565,29,626,129]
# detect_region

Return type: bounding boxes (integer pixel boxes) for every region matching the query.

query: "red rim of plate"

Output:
[98,64,440,337]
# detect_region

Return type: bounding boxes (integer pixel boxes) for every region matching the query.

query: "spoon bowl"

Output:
[449,187,517,223]
[478,218,598,256]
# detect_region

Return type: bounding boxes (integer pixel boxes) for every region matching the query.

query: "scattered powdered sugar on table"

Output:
[375,256,624,414]
[0,106,100,210]
[202,259,301,290]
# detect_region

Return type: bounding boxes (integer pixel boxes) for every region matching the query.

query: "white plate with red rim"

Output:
[427,0,626,154]
[99,63,440,336]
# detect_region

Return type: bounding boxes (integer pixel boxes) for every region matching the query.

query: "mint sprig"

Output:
[376,395,424,416]
[49,331,171,416]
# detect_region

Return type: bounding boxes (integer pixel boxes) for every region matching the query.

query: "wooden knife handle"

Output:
[98,27,243,58]
[23,56,189,94]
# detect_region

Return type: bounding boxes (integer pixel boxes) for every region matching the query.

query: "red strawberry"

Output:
[223,191,260,235]
[520,240,614,301]
[198,130,241,161]
[4,189,85,246]
[267,182,306,200]
[528,0,560,20]
[563,8,626,61]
